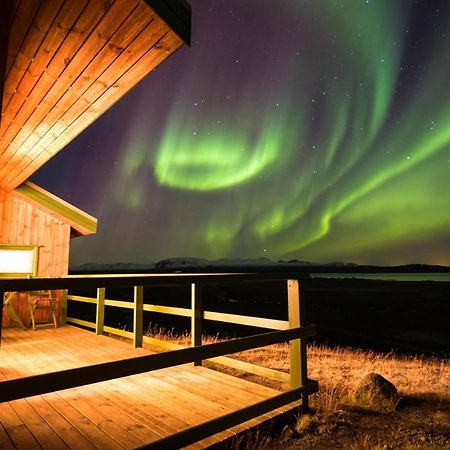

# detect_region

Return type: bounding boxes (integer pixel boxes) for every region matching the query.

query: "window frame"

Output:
[0,244,38,277]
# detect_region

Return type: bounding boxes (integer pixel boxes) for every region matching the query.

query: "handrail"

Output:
[0,272,310,291]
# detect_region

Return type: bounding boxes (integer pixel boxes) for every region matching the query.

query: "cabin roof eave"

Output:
[14,181,97,237]
[145,0,191,46]
[0,0,191,191]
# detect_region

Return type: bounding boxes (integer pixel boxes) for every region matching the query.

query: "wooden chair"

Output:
[27,290,58,331]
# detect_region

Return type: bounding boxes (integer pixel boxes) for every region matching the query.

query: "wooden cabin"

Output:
[0,4,320,446]
[0,181,96,327]
[0,0,191,327]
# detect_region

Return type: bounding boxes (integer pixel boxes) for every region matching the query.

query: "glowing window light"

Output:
[0,245,37,276]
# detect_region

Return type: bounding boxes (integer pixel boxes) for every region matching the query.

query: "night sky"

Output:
[32,0,450,267]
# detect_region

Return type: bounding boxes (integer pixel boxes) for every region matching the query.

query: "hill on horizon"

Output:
[70,257,450,274]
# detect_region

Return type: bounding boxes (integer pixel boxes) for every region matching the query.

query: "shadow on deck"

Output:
[0,326,298,449]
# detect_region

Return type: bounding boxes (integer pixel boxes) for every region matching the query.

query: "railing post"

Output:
[134,286,144,348]
[0,290,3,346]
[96,288,105,335]
[60,290,68,325]
[191,283,203,366]
[288,279,309,412]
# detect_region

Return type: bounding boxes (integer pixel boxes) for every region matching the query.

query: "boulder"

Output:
[353,372,398,411]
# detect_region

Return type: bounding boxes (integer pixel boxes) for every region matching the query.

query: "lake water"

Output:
[311,272,450,282]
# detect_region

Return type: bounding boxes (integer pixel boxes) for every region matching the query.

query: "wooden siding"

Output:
[0,0,186,191]
[0,188,71,327]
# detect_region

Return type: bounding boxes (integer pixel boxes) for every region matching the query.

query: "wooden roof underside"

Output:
[0,0,190,191]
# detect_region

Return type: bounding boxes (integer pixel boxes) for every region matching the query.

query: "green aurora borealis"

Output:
[33,0,450,266]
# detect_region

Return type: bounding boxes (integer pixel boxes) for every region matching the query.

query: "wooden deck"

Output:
[0,325,296,449]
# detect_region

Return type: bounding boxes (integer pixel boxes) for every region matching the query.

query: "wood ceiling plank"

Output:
[39,20,170,146]
[0,0,13,124]
[0,0,109,178]
[3,0,63,113]
[3,30,183,188]
[10,0,22,21]
[53,16,169,128]
[2,6,165,184]
[5,0,42,76]
[6,0,145,162]
[0,1,189,190]
[0,0,87,143]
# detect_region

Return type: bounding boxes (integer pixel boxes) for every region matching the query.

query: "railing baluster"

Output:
[60,290,68,325]
[191,283,203,366]
[0,290,3,346]
[288,279,309,412]
[134,285,144,348]
[96,288,105,335]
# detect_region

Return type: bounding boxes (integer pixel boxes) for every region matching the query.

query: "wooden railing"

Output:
[0,273,318,449]
[66,282,300,383]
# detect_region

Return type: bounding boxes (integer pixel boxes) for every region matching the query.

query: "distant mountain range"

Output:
[70,257,450,274]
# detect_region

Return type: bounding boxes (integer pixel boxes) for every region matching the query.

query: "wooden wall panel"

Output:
[0,188,71,328]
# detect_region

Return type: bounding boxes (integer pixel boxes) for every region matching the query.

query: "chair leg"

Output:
[29,302,37,331]
[27,296,58,330]
[44,301,57,328]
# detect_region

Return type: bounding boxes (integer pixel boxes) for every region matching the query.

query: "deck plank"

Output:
[26,396,97,450]
[0,420,15,450]
[42,392,124,450]
[86,379,205,449]
[0,325,297,449]
[0,401,41,449]
[9,399,69,450]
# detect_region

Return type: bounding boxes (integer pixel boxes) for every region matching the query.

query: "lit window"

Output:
[0,245,38,277]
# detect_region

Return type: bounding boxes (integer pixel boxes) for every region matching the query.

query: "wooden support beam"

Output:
[288,279,309,412]
[209,355,290,383]
[191,283,203,366]
[134,285,144,348]
[104,325,133,339]
[67,294,97,304]
[66,316,96,329]
[204,310,289,330]
[105,298,134,309]
[60,290,68,324]
[0,290,3,346]
[143,304,191,316]
[95,287,105,335]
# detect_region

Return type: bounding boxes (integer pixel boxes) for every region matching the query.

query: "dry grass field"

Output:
[232,344,450,450]
[144,329,450,449]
